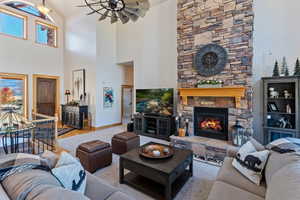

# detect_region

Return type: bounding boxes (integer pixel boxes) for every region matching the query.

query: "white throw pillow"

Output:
[232,141,270,185]
[52,152,87,194]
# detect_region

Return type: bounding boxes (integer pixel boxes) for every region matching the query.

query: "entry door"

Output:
[37,78,56,116]
[122,87,133,124]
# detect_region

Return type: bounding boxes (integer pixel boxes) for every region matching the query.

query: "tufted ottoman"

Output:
[76,140,112,173]
[112,132,140,155]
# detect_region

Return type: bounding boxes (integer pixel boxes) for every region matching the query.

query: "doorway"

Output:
[33,75,60,117]
[122,85,133,124]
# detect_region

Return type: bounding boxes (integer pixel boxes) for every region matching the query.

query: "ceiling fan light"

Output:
[37,5,51,15]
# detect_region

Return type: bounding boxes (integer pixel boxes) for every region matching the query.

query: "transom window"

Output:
[4,1,52,22]
[0,8,27,39]
[36,21,57,48]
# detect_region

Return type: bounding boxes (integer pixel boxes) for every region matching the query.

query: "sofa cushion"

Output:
[265,151,300,186]
[266,161,300,200]
[0,184,10,200]
[266,138,300,154]
[232,141,270,185]
[2,169,61,200]
[52,152,87,194]
[217,157,266,197]
[84,172,117,200]
[28,187,90,200]
[207,181,264,200]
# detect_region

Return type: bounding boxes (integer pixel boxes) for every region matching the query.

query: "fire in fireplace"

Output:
[200,118,223,131]
[194,107,228,141]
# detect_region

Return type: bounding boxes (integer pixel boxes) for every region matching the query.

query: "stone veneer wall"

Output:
[177,0,254,137]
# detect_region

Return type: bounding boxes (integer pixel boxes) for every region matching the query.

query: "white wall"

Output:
[116,0,177,90]
[253,0,300,142]
[0,0,64,116]
[95,22,123,126]
[63,0,177,127]
[64,14,98,125]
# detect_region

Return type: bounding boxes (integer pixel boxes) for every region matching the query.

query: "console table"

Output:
[61,105,88,129]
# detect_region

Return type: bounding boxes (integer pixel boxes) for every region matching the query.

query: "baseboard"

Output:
[92,122,123,131]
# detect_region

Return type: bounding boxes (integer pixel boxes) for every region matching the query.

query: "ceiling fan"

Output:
[78,0,151,24]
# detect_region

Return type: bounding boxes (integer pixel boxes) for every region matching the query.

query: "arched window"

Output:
[1,0,54,22]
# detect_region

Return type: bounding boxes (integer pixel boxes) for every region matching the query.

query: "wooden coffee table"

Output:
[119,142,193,200]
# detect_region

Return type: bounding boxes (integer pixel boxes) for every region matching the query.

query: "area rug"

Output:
[58,126,219,200]
[57,127,75,136]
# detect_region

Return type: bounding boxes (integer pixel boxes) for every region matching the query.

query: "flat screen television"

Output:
[136,88,174,116]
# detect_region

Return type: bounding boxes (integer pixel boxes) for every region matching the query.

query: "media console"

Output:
[133,114,175,140]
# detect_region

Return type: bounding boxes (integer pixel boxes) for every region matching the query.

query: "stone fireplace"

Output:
[177,0,254,141]
[194,107,228,141]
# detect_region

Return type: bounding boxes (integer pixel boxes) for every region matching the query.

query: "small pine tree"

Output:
[284,66,290,76]
[273,61,280,77]
[281,57,288,76]
[294,58,300,76]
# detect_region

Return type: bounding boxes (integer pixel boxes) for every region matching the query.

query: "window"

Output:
[5,1,52,22]
[0,8,27,39]
[36,21,57,47]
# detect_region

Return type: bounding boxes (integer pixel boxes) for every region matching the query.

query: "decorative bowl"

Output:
[139,143,174,159]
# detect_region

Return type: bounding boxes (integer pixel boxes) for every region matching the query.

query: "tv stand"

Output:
[133,114,175,140]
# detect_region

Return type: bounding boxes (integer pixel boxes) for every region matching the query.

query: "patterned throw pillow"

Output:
[232,141,270,185]
[52,152,87,194]
[266,138,300,154]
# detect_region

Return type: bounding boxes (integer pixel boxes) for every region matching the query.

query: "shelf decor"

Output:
[196,80,223,88]
[263,76,300,144]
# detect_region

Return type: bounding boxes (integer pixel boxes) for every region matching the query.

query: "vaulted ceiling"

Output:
[48,0,168,18]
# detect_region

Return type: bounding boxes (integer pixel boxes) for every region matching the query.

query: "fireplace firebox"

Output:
[194,107,228,141]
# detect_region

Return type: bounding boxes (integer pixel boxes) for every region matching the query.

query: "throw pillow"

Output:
[232,141,270,185]
[52,152,87,194]
[40,150,59,169]
[266,138,300,154]
[266,161,300,200]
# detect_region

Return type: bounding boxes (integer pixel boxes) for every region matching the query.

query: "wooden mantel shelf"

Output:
[179,87,246,108]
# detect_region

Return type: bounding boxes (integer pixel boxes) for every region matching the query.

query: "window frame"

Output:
[35,20,58,48]
[0,7,28,40]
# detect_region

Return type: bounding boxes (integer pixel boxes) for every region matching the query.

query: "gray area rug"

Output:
[58,126,219,200]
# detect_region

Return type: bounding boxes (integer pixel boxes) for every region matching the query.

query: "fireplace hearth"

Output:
[194,107,228,141]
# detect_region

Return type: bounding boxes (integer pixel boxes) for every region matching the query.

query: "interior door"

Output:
[122,87,133,124]
[37,78,56,116]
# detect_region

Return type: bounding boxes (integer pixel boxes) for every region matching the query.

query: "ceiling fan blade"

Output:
[111,12,118,24]
[99,10,110,21]
[87,8,104,15]
[124,7,146,18]
[77,1,102,7]
[122,10,139,22]
[117,11,130,24]
[125,0,150,11]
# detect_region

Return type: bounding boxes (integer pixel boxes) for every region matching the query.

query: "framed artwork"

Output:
[72,69,85,101]
[268,102,279,112]
[103,87,114,109]
[0,73,28,117]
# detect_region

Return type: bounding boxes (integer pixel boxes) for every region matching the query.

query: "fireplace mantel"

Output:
[179,87,246,108]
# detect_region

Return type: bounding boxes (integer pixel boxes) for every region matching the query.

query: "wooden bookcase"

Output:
[262,76,300,144]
